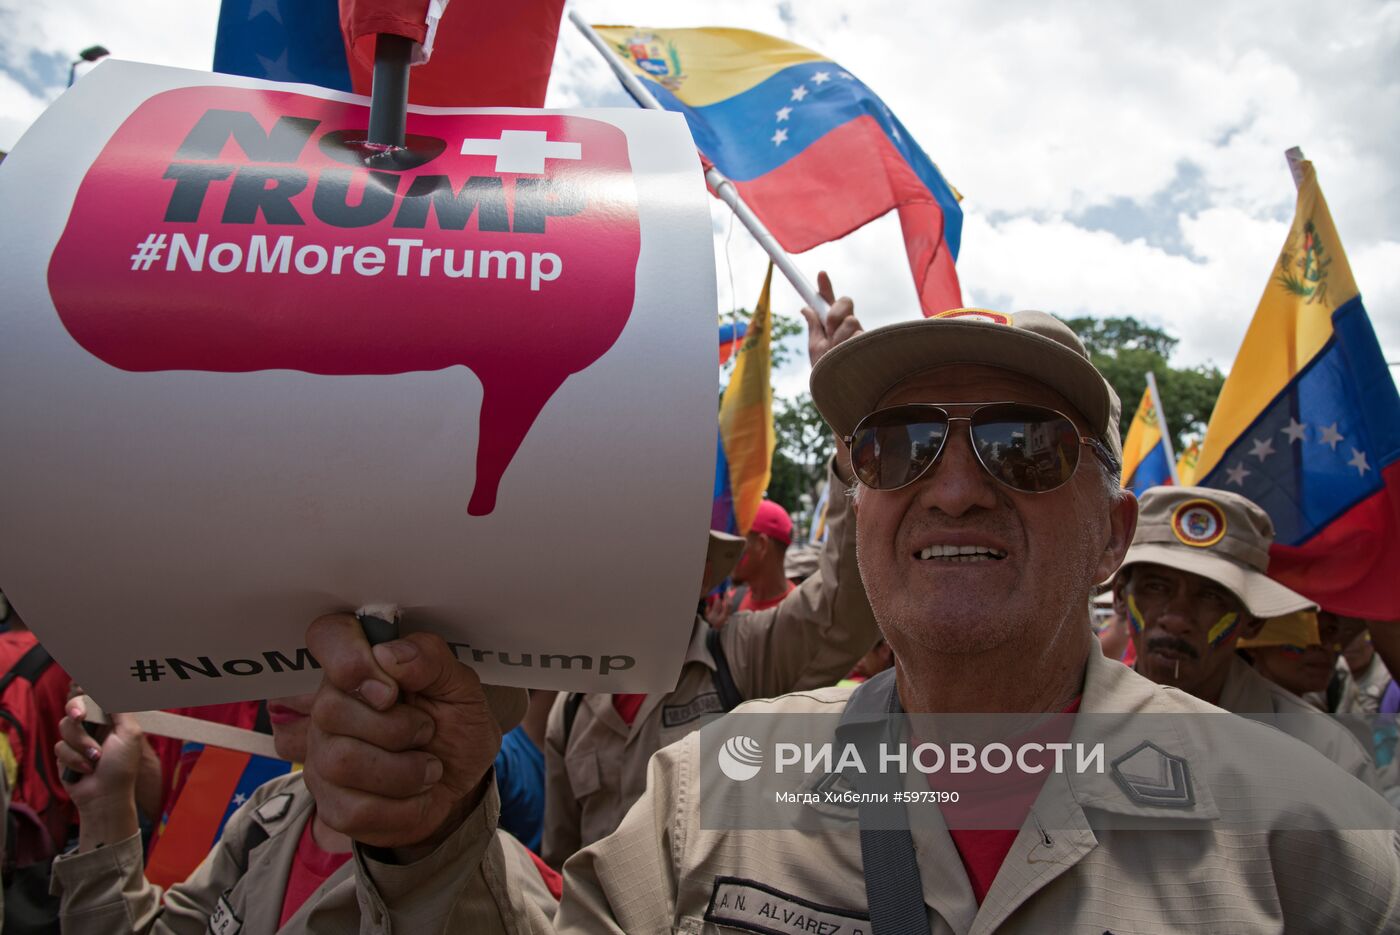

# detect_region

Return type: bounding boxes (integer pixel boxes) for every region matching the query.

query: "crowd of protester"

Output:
[2,280,1398,932]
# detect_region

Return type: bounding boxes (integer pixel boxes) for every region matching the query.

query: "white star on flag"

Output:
[812,71,831,84]
[1226,463,1251,486]
[838,71,855,79]
[775,106,792,122]
[771,128,788,146]
[790,85,808,101]
[1348,448,1372,475]
[1249,437,1276,461]
[1319,423,1344,450]
[233,793,247,805]
[1282,418,1308,443]
[247,0,284,23]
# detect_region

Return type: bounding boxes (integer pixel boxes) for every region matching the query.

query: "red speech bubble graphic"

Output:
[47,87,641,515]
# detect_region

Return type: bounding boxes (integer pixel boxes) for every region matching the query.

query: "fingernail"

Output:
[373,640,419,666]
[67,706,82,720]
[356,679,395,709]
[412,720,434,747]
[423,756,443,787]
[87,747,101,762]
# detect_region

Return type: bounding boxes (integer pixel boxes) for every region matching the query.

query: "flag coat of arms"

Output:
[590,25,963,314]
[1176,439,1201,487]
[1196,151,1400,618]
[1121,377,1177,496]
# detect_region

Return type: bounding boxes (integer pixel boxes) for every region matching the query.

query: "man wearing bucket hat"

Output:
[1112,485,1379,788]
[300,306,1400,932]
[539,284,879,867]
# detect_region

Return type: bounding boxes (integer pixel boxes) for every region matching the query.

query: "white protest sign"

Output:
[0,62,717,710]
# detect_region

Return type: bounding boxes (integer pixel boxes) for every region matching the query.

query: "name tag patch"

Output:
[208,893,242,935]
[705,877,869,935]
[663,692,724,728]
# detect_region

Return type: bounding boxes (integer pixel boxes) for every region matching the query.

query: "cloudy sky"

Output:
[2,0,1396,399]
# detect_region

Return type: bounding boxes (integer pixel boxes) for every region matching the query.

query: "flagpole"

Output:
[1145,371,1180,485]
[568,11,830,316]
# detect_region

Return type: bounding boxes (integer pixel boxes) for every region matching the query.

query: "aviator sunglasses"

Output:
[845,402,1118,494]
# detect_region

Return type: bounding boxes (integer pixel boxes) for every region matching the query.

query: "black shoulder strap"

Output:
[562,692,585,747]
[705,627,744,712]
[0,644,52,696]
[839,671,931,935]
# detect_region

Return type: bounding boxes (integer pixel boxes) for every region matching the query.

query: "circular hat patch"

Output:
[932,308,1011,326]
[1171,499,1227,548]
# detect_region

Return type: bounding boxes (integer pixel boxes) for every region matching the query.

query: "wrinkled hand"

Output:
[304,615,501,855]
[797,271,861,369]
[704,592,733,629]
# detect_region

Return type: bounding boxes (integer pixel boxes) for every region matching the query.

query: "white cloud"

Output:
[1,0,1395,383]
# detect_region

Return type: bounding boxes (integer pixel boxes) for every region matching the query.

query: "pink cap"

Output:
[749,500,793,546]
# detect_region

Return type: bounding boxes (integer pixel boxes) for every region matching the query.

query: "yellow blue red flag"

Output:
[1120,374,1177,495]
[590,25,963,314]
[1197,150,1400,617]
[717,264,776,534]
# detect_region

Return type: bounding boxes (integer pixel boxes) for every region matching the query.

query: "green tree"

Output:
[1061,316,1225,451]
[717,306,805,384]
[768,393,834,522]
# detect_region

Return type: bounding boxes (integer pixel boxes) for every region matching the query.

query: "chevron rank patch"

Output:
[1110,740,1194,808]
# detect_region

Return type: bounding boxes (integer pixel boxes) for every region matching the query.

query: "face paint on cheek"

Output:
[1206,612,1240,648]
[1126,594,1146,636]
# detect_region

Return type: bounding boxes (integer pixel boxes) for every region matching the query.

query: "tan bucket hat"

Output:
[808,308,1123,464]
[1120,486,1317,618]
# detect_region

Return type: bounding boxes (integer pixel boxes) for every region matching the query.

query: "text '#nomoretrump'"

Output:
[133,231,564,290]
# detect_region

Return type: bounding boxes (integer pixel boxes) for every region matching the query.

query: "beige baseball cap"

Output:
[809,309,1122,463]
[1120,486,1317,618]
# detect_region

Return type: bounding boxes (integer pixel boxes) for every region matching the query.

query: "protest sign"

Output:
[0,62,717,709]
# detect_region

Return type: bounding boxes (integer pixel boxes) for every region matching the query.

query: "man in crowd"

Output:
[727,499,797,612]
[1338,623,1393,716]
[1113,485,1379,788]
[542,274,878,866]
[299,306,1400,931]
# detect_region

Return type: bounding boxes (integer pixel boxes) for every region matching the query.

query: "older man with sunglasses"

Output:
[296,309,1400,932]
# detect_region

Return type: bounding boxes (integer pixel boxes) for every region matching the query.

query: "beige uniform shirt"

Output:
[51,770,554,934]
[543,458,876,866]
[354,648,1400,933]
[1217,653,1381,790]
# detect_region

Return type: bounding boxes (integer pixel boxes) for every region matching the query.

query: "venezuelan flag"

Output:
[1197,150,1400,618]
[145,743,294,887]
[1176,439,1201,486]
[718,265,776,534]
[1121,378,1176,496]
[591,25,963,315]
[214,0,564,106]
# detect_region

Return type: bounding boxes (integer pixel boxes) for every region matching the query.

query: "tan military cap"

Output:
[809,308,1123,464]
[1120,486,1317,618]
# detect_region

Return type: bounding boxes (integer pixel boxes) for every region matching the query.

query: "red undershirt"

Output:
[279,820,352,927]
[612,693,647,726]
[737,581,795,612]
[932,698,1082,905]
